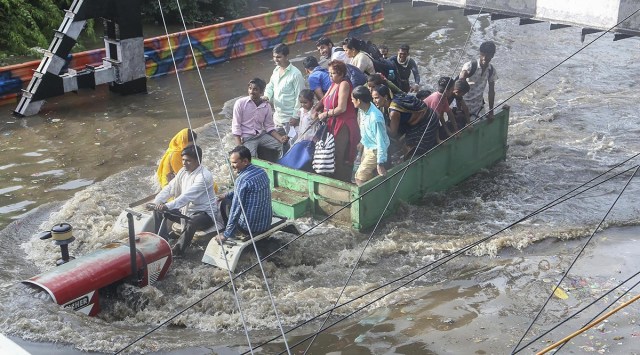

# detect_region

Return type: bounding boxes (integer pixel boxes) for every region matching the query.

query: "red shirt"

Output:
[424,92,449,115]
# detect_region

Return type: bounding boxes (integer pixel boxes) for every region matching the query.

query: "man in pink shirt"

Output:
[424,76,458,141]
[233,78,288,160]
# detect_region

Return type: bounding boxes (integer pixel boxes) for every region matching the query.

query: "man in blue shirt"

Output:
[216,145,272,242]
[302,56,332,101]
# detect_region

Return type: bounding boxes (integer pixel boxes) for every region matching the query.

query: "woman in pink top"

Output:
[424,76,458,141]
[316,60,360,182]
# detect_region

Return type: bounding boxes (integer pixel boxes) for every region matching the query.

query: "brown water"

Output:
[2,2,640,354]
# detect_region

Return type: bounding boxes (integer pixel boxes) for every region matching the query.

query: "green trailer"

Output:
[253,107,510,231]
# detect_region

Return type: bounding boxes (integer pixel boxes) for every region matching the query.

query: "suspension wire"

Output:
[116,153,640,354]
[514,269,640,353]
[173,0,234,182]
[171,0,293,353]
[117,4,640,352]
[511,166,640,354]
[537,291,640,354]
[116,149,638,354]
[114,2,252,354]
[116,0,252,354]
[246,162,640,353]
[174,0,292,352]
[553,276,640,353]
[302,2,491,353]
[276,166,640,353]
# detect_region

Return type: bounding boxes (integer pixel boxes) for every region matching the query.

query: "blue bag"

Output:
[277,140,315,172]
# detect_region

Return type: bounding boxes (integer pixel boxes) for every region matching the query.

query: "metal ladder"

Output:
[14,0,146,116]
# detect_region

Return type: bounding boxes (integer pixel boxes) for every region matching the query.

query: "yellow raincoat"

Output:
[156,129,192,187]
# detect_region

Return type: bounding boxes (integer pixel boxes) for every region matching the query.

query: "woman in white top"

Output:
[343,37,375,75]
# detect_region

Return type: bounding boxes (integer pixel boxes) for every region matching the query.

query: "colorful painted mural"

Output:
[0,0,383,108]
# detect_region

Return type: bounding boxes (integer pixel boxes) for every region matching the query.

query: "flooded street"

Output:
[2,2,640,354]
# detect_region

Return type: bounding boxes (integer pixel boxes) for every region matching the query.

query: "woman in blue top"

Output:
[351,85,390,185]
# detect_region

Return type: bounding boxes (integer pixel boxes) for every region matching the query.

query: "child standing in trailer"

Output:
[294,89,318,143]
[351,85,389,186]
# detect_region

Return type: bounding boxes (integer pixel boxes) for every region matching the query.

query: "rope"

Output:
[511,166,640,354]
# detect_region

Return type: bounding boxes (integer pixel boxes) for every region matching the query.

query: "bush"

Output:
[142,0,247,26]
[0,0,245,57]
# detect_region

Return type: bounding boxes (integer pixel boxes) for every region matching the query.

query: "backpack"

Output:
[345,64,367,87]
[456,60,493,81]
[359,40,392,77]
[360,40,383,61]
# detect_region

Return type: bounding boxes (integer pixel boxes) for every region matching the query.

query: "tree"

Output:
[0,0,64,56]
[0,0,245,59]
[142,0,247,26]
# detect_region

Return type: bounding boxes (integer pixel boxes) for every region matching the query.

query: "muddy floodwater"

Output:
[2,2,640,354]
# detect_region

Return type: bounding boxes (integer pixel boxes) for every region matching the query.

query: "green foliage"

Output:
[142,0,247,25]
[0,0,63,55]
[0,0,245,57]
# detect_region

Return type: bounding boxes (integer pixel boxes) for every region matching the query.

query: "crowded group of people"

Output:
[150,38,498,256]
[232,38,497,184]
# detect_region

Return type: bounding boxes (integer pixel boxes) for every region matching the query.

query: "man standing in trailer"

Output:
[458,41,498,120]
[263,43,305,152]
[216,146,272,243]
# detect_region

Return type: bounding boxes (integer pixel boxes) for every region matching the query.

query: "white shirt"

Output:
[331,47,349,63]
[154,165,221,224]
[264,63,305,126]
[350,52,375,75]
[462,59,498,115]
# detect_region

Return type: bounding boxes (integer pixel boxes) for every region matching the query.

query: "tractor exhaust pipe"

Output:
[127,213,138,283]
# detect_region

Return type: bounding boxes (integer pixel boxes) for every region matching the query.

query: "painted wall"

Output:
[0,0,383,108]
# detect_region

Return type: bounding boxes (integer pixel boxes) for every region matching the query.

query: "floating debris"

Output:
[553,286,569,300]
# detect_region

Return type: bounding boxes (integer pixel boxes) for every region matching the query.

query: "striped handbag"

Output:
[312,123,335,174]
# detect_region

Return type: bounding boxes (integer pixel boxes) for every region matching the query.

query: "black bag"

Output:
[360,40,392,77]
